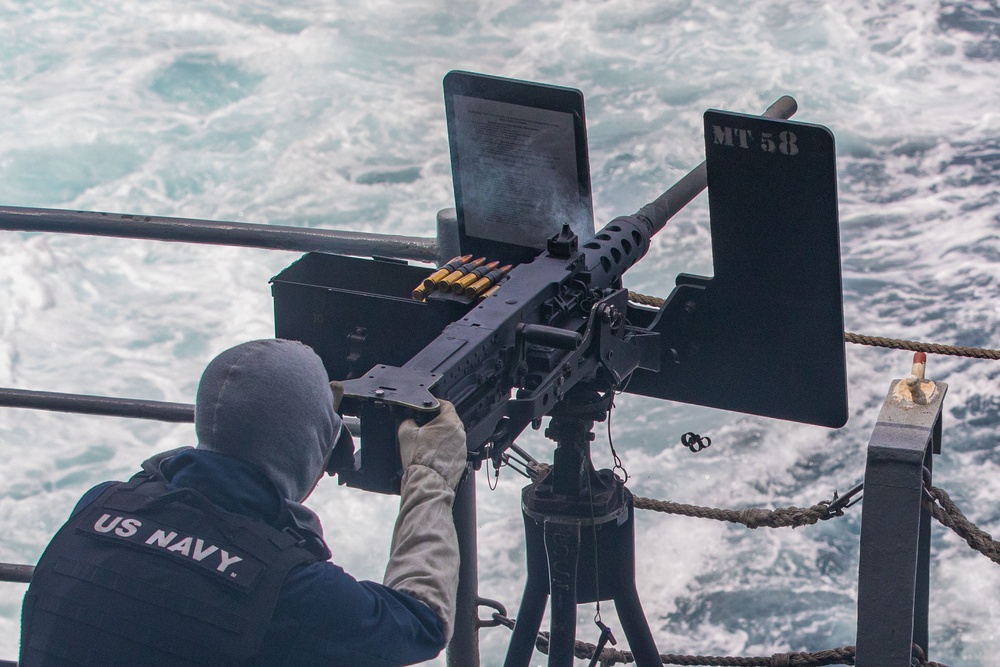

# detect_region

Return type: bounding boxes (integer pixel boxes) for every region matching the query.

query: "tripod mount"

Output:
[503,391,661,667]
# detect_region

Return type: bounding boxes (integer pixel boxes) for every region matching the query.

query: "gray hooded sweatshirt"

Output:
[193,338,462,643]
[194,338,341,502]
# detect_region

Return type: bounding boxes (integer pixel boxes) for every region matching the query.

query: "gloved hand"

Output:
[384,400,466,644]
[396,400,467,489]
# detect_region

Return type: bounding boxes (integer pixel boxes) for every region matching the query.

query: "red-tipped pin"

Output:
[912,352,926,380]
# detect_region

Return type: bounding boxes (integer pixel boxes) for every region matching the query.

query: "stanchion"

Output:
[856,354,947,666]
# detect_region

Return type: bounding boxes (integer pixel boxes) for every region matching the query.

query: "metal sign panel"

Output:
[444,71,595,265]
[625,110,848,428]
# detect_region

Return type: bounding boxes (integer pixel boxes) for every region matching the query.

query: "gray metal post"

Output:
[0,387,361,436]
[856,355,946,666]
[0,206,438,263]
[0,387,195,422]
[448,467,480,667]
[435,208,461,268]
[0,562,33,583]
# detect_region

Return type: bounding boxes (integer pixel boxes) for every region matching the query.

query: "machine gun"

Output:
[272,76,847,498]
[273,75,847,666]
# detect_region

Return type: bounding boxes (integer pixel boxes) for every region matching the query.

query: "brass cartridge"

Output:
[438,257,485,290]
[411,284,430,301]
[452,261,500,293]
[479,282,503,300]
[465,264,512,298]
[421,254,472,290]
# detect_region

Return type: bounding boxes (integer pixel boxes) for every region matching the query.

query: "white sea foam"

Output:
[1,0,999,664]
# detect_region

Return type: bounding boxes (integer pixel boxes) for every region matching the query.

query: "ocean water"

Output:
[1,0,999,664]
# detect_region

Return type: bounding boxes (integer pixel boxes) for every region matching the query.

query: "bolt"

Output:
[684,300,697,314]
[374,389,385,398]
[896,352,934,405]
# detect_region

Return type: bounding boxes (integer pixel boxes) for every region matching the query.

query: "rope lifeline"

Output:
[632,497,836,529]
[626,291,1000,361]
[843,333,1000,360]
[494,615,948,667]
[483,478,995,666]
[492,614,865,666]
[926,485,1000,565]
[634,484,1000,568]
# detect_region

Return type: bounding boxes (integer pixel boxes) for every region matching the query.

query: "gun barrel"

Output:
[639,95,798,235]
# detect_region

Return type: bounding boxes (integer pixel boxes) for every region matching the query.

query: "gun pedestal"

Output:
[503,396,660,667]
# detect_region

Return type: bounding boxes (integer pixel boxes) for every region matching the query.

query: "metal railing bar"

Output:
[0,206,438,263]
[0,563,32,584]
[0,387,361,436]
[0,388,194,422]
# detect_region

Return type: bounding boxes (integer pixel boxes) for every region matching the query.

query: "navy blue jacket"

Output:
[70,448,445,666]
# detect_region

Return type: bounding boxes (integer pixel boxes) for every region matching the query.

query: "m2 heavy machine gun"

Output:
[271,72,847,666]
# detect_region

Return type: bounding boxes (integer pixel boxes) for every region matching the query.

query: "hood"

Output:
[194,339,340,502]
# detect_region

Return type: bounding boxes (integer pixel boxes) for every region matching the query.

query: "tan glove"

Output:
[396,401,467,489]
[383,401,467,644]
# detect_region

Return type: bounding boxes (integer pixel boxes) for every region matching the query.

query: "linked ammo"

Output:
[452,261,500,293]
[466,264,512,298]
[438,257,486,290]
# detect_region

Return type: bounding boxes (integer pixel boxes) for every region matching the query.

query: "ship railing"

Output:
[0,208,459,666]
[0,207,994,666]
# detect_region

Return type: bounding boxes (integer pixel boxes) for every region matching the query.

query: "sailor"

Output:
[19,338,467,666]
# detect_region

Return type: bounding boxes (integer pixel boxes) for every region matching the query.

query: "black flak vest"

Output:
[19,464,323,666]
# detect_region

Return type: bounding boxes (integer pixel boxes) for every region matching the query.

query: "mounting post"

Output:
[856,355,947,666]
[503,392,660,667]
[448,466,481,667]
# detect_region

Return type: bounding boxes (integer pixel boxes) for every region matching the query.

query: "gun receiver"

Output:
[272,94,848,494]
[338,209,661,459]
